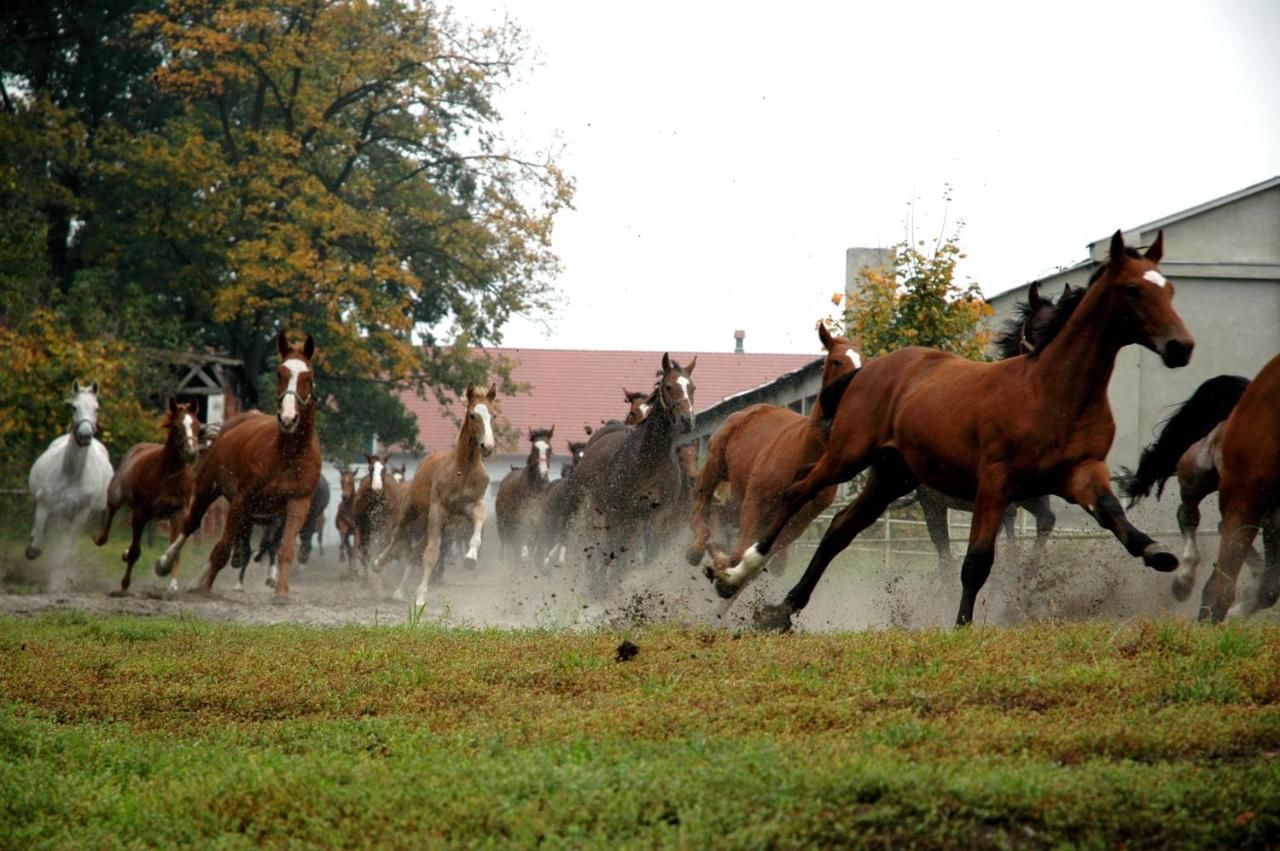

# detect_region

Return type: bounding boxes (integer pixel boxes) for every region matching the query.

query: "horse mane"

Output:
[817,369,860,426]
[1022,283,1086,359]
[530,427,554,441]
[992,292,1046,361]
[1115,374,1251,505]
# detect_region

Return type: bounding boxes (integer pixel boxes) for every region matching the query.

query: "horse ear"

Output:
[686,355,696,373]
[1061,283,1074,301]
[89,380,99,395]
[487,382,497,399]
[622,387,631,402]
[464,382,475,402]
[1109,230,1126,264]
[1027,282,1042,310]
[817,321,834,351]
[303,334,316,360]
[276,330,290,359]
[72,379,81,395]
[662,352,672,372]
[547,424,554,438]
[1144,230,1164,264]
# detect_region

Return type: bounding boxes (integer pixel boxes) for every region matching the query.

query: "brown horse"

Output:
[1115,374,1255,600]
[94,398,201,595]
[495,426,555,564]
[1196,353,1280,622]
[335,468,357,571]
[686,323,861,599]
[154,331,322,601]
[567,354,696,584]
[623,389,652,425]
[352,454,404,578]
[725,230,1194,628]
[533,439,589,568]
[376,382,497,606]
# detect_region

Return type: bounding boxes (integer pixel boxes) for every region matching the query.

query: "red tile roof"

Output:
[397,347,817,455]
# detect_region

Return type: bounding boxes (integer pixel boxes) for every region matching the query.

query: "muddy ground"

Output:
[1,526,1237,631]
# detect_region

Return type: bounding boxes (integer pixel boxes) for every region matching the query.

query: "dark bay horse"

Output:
[1196,352,1280,622]
[154,332,322,601]
[335,468,357,571]
[1115,374,1254,600]
[231,476,331,590]
[94,399,200,595]
[376,383,496,606]
[533,439,589,568]
[914,284,1072,576]
[726,230,1194,629]
[568,354,696,583]
[687,323,861,600]
[353,454,404,578]
[495,426,555,564]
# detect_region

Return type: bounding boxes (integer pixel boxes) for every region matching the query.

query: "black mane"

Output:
[992,296,1042,361]
[1023,283,1086,358]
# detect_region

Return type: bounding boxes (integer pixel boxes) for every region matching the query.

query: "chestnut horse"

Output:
[335,468,357,570]
[533,439,589,568]
[725,231,1194,629]
[154,332,322,600]
[1197,352,1280,622]
[352,454,404,578]
[376,383,497,606]
[567,354,696,583]
[623,390,652,425]
[687,323,861,600]
[1115,373,1255,600]
[94,399,200,595]
[495,426,555,564]
[914,284,1072,576]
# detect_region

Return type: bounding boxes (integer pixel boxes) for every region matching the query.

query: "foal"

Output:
[154,331,322,600]
[533,439,589,568]
[94,399,200,594]
[353,454,404,577]
[335,468,357,570]
[687,323,861,599]
[376,383,497,606]
[495,426,555,564]
[727,231,1194,628]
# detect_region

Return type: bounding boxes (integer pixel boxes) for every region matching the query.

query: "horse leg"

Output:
[1063,462,1178,571]
[685,439,727,567]
[232,523,253,591]
[1027,496,1055,576]
[753,455,917,630]
[1250,512,1280,613]
[156,484,219,577]
[918,489,956,579]
[25,502,50,560]
[271,496,311,600]
[93,493,121,547]
[112,512,149,596]
[163,511,184,592]
[1200,488,1266,623]
[196,497,249,593]
[1171,490,1204,602]
[955,480,1014,627]
[412,504,447,608]
[374,500,417,572]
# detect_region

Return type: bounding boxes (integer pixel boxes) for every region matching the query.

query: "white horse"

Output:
[26,380,114,560]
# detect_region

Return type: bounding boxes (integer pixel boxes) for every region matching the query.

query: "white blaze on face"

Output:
[676,376,691,403]
[372,460,384,492]
[182,414,197,454]
[846,350,863,369]
[280,358,310,424]
[474,403,494,453]
[534,440,550,477]
[1143,270,1168,288]
[639,403,651,420]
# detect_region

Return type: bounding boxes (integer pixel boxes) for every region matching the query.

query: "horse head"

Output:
[164,398,201,463]
[365,454,388,492]
[68,379,100,447]
[529,426,555,482]
[339,468,357,500]
[816,321,863,386]
[676,441,699,487]
[567,440,587,464]
[992,282,1066,359]
[464,383,498,457]
[393,464,406,483]
[1095,230,1194,368]
[275,331,316,434]
[623,389,651,425]
[652,353,697,434]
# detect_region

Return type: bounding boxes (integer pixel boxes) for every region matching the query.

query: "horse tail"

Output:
[1117,374,1250,505]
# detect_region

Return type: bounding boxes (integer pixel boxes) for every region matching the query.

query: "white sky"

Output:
[451,0,1280,355]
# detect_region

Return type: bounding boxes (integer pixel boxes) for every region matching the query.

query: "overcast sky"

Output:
[451,0,1280,356]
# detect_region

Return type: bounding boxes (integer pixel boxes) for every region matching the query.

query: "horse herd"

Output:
[19,231,1280,627]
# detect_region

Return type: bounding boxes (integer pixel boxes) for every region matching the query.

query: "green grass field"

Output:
[3,613,1279,849]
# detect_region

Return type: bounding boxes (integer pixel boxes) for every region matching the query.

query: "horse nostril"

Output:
[1162,338,1193,368]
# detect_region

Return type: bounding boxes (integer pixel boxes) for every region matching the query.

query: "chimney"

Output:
[733,329,745,354]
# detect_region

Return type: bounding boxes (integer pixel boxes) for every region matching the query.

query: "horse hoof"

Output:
[24,546,40,561]
[271,594,289,607]
[1170,574,1195,602]
[168,579,179,593]
[753,604,794,633]
[1142,544,1178,573]
[234,582,245,593]
[712,576,739,600]
[154,558,173,577]
[265,577,276,588]
[685,546,704,568]
[463,556,478,571]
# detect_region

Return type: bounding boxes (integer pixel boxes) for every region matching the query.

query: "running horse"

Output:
[26,380,114,561]
[495,426,555,564]
[352,454,404,578]
[533,438,589,568]
[686,323,861,598]
[1115,374,1254,600]
[722,230,1194,629]
[1196,352,1280,622]
[335,468,358,571]
[914,284,1072,576]
[154,331,322,601]
[232,475,331,591]
[568,354,696,584]
[375,383,497,606]
[94,398,200,594]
